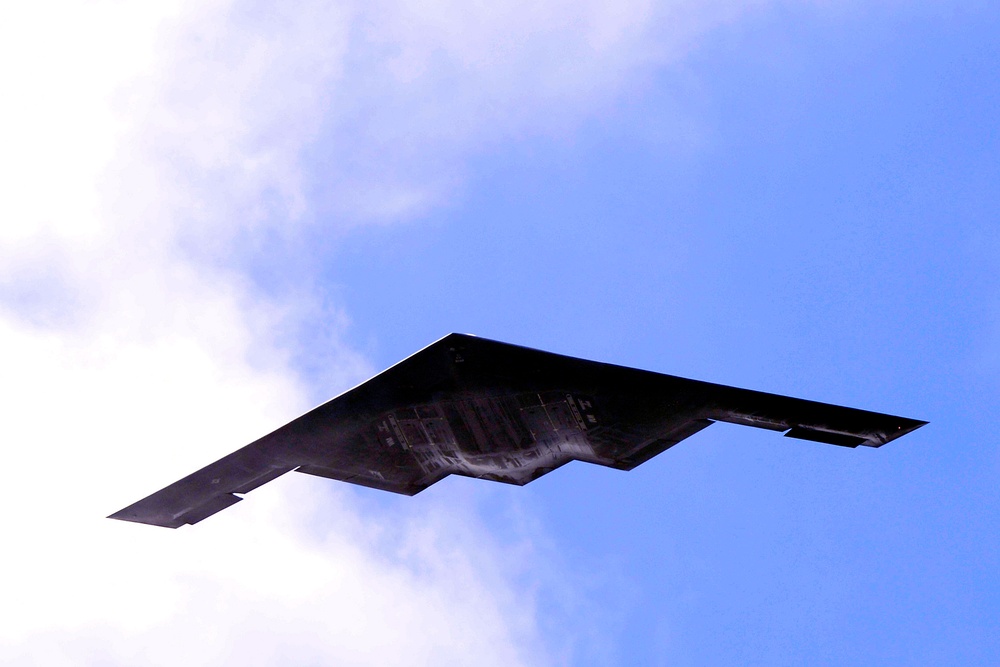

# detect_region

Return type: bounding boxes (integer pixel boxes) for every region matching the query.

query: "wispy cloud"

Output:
[0,0,831,662]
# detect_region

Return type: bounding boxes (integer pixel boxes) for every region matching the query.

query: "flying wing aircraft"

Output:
[109,333,926,528]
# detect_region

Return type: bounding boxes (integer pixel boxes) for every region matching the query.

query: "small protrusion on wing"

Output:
[783,427,868,448]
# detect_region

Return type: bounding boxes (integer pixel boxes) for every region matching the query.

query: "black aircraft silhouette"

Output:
[110,334,926,528]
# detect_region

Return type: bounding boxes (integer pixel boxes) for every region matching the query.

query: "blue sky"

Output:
[1,1,998,664]
[320,6,1000,663]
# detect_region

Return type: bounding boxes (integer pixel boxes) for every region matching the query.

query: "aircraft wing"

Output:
[109,333,926,528]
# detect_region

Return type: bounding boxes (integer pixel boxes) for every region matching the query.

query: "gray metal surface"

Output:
[109,334,926,528]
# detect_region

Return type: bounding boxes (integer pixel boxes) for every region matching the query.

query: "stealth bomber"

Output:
[110,334,926,528]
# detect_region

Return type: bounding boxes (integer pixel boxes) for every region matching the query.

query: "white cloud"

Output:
[0,0,856,663]
[0,282,562,663]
